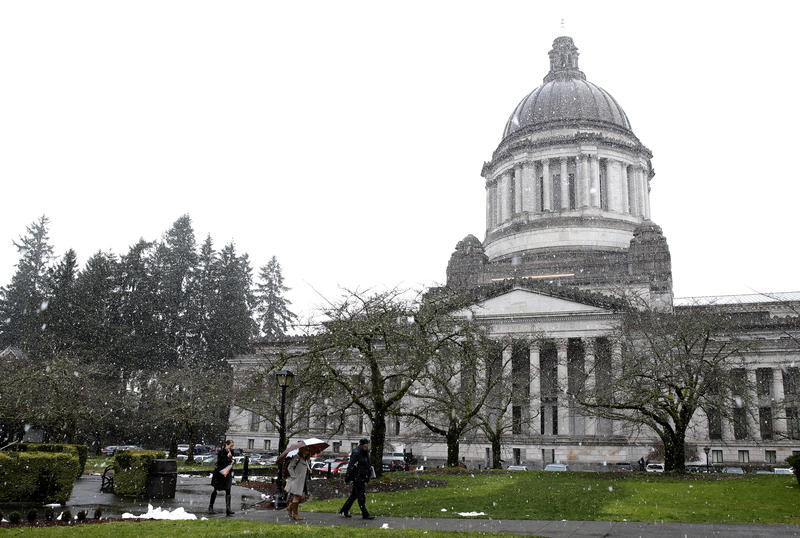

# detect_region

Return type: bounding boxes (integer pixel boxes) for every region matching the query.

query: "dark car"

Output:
[382,458,404,472]
[613,462,634,472]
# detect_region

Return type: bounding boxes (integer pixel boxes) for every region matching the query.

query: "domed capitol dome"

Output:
[447,36,672,303]
[503,37,631,138]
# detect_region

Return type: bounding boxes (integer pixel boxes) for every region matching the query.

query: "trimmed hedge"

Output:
[114,450,165,497]
[0,451,80,503]
[9,443,88,478]
[787,454,800,485]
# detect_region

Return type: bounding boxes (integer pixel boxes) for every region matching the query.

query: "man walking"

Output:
[339,438,376,520]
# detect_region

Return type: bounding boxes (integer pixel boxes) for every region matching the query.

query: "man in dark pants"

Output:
[339,438,376,519]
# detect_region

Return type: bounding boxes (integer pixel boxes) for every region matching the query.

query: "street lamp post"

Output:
[704,446,710,472]
[273,369,294,509]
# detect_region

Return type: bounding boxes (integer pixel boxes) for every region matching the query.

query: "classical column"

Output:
[610,340,621,435]
[521,162,535,213]
[541,159,552,211]
[514,165,523,215]
[620,162,630,214]
[486,182,494,229]
[560,157,569,210]
[495,175,503,225]
[607,159,622,212]
[584,339,596,436]
[529,342,541,436]
[556,339,569,436]
[640,167,651,219]
[578,154,589,208]
[590,155,601,208]
[773,367,788,437]
[502,171,513,222]
[747,368,759,440]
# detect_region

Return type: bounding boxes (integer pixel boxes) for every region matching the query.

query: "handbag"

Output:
[220,464,233,477]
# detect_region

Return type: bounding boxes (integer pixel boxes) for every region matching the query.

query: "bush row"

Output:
[113,450,165,496]
[0,451,80,503]
[9,443,88,478]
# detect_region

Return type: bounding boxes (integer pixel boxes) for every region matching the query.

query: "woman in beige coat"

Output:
[284,446,310,520]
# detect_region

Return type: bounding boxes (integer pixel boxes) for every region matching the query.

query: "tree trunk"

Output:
[446,432,460,467]
[491,434,502,469]
[370,413,386,478]
[662,430,687,473]
[168,433,178,459]
[186,425,196,463]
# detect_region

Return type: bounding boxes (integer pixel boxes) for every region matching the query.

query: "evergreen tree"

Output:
[254,256,296,339]
[38,249,80,358]
[73,251,119,360]
[207,243,256,363]
[0,216,54,350]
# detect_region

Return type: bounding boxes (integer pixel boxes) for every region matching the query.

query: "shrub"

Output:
[8,511,21,524]
[0,452,80,503]
[786,454,800,485]
[60,509,72,521]
[44,507,55,521]
[114,450,165,497]
[26,508,37,523]
[93,507,102,519]
[9,444,88,478]
[76,510,87,521]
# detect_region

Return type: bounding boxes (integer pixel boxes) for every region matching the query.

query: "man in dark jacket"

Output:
[338,438,375,519]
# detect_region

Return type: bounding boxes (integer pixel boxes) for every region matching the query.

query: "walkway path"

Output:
[66,475,800,537]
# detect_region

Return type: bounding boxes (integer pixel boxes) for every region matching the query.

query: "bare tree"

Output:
[574,303,753,472]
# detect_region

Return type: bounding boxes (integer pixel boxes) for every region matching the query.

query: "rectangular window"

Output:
[333,441,341,453]
[759,407,773,440]
[538,176,544,211]
[351,442,358,450]
[765,450,777,464]
[540,406,545,435]
[394,417,400,436]
[784,368,800,395]
[552,406,558,435]
[712,449,723,464]
[512,405,522,434]
[247,439,254,450]
[738,450,749,464]
[263,439,271,451]
[513,448,521,465]
[485,447,491,465]
[599,162,608,210]
[787,407,800,440]
[552,174,561,209]
[756,369,772,397]
[733,407,748,440]
[358,414,364,434]
[708,408,722,440]
[568,173,576,209]
[249,411,260,432]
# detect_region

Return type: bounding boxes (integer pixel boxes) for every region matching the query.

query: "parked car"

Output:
[507,465,528,471]
[754,469,773,475]
[646,463,664,473]
[544,463,568,471]
[311,461,329,474]
[774,467,793,475]
[686,464,715,473]
[722,466,744,474]
[101,445,119,456]
[332,462,348,474]
[613,462,634,472]
[382,458,404,472]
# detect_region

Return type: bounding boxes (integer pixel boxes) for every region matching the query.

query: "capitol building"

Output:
[227,37,800,468]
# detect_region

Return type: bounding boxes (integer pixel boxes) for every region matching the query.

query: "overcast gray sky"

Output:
[1,1,798,319]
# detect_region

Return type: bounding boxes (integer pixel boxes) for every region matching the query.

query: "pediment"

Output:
[457,287,608,318]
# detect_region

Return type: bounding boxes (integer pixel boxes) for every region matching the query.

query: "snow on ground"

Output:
[121,504,197,520]
[457,511,486,517]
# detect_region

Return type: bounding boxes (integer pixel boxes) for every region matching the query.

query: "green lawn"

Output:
[0,520,515,537]
[305,471,800,525]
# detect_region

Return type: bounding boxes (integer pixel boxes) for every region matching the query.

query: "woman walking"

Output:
[284,446,311,521]
[209,440,236,516]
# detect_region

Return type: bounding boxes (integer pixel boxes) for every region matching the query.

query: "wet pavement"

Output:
[60,475,800,536]
[66,474,265,517]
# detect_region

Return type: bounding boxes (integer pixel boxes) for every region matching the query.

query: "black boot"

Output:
[338,508,351,518]
[225,492,235,516]
[362,513,375,520]
[208,490,216,514]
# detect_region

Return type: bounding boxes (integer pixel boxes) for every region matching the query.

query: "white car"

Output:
[774,467,794,475]
[646,463,664,473]
[544,463,568,472]
[507,465,528,471]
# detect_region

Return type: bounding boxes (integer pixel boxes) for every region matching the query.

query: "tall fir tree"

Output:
[0,216,54,350]
[254,256,296,339]
[38,249,80,358]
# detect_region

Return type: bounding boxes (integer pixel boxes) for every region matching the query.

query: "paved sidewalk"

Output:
[236,510,800,537]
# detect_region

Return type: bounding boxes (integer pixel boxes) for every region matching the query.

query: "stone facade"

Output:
[226,36,800,468]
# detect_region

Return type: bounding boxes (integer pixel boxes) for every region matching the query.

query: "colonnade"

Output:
[485,155,651,230]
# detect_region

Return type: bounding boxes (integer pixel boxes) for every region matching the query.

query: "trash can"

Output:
[147,459,177,499]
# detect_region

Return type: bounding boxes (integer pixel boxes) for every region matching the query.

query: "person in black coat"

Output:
[338,438,375,519]
[209,440,236,516]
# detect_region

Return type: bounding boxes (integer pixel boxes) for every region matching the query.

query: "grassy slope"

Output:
[0,520,516,537]
[304,471,800,525]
